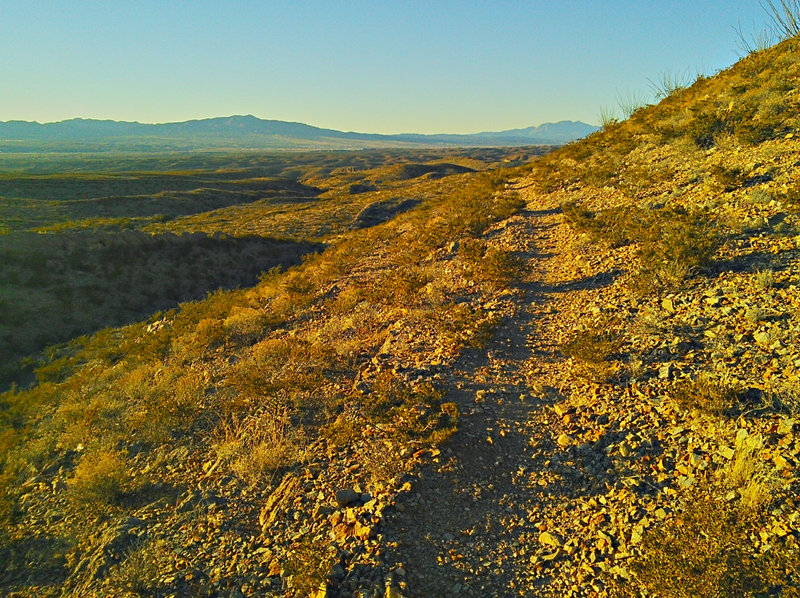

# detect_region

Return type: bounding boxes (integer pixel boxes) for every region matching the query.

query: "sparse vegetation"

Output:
[561,315,624,383]
[671,375,741,416]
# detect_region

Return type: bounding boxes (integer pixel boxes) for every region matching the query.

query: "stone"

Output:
[385,585,403,598]
[778,418,795,436]
[335,489,361,508]
[557,434,574,448]
[539,531,563,547]
[718,445,735,460]
[554,403,572,417]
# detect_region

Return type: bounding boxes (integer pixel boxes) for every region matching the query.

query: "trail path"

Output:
[380,189,592,597]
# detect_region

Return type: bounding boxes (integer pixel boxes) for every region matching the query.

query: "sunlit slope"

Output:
[505,35,800,596]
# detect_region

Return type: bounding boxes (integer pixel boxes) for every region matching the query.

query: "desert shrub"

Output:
[671,375,741,416]
[458,238,527,287]
[368,266,431,306]
[561,315,624,383]
[688,110,733,149]
[108,537,164,596]
[562,201,644,247]
[68,447,131,506]
[616,489,799,598]
[354,373,456,442]
[122,364,205,444]
[735,119,780,145]
[284,536,338,596]
[435,302,502,351]
[211,413,303,485]
[779,181,800,211]
[708,165,746,192]
[633,207,721,292]
[754,268,776,289]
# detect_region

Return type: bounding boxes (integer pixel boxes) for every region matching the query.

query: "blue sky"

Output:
[0,1,774,133]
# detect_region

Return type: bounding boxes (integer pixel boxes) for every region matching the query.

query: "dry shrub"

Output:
[633,207,720,292]
[123,364,205,443]
[68,447,131,506]
[458,238,527,287]
[436,302,502,351]
[671,375,741,416]
[561,315,624,383]
[708,165,746,192]
[561,201,644,248]
[720,432,779,512]
[108,537,164,596]
[211,413,304,485]
[616,489,798,598]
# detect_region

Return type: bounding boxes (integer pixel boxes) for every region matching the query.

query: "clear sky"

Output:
[0,1,776,133]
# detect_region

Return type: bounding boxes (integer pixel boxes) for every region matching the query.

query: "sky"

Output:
[0,1,778,133]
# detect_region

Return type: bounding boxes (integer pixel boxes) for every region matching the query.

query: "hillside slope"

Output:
[2,37,800,598]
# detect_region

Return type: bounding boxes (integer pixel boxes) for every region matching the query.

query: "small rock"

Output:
[539,531,563,547]
[778,418,795,436]
[557,434,574,448]
[335,489,361,508]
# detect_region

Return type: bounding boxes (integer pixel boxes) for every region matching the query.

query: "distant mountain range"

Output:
[0,115,599,152]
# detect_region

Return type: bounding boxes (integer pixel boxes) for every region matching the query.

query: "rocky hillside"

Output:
[2,36,800,598]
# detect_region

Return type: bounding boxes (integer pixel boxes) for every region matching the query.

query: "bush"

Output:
[561,201,644,248]
[617,489,799,598]
[634,207,721,292]
[689,111,732,149]
[458,238,527,287]
[211,414,303,485]
[561,315,624,383]
[68,448,131,506]
[671,375,741,416]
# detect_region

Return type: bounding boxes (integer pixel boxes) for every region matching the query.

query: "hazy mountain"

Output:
[0,115,598,152]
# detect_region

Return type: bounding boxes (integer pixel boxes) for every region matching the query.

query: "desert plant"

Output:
[709,165,746,192]
[562,201,644,248]
[648,69,693,101]
[599,105,619,129]
[68,447,131,506]
[754,268,775,289]
[671,375,741,416]
[763,0,800,39]
[688,110,733,149]
[211,413,303,485]
[734,22,776,56]
[616,90,650,119]
[458,238,527,287]
[561,315,624,383]
[108,537,164,596]
[617,488,798,598]
[633,207,721,291]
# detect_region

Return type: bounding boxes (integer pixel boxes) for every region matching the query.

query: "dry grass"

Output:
[211,413,306,485]
[68,447,132,507]
[671,375,741,416]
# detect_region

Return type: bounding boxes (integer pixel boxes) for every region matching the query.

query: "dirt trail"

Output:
[380,194,583,597]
